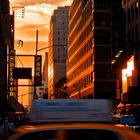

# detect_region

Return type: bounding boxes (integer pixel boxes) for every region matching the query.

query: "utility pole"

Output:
[33,29,67,100]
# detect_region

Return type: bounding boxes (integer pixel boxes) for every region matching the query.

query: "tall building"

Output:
[110,0,125,103]
[0,0,11,116]
[0,0,25,116]
[48,7,69,99]
[67,0,121,99]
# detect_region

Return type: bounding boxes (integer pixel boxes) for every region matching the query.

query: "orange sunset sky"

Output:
[10,0,72,65]
[9,0,72,103]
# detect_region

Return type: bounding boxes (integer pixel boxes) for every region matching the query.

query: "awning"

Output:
[8,99,24,112]
[117,102,124,108]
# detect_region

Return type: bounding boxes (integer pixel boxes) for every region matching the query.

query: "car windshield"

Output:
[17,129,119,140]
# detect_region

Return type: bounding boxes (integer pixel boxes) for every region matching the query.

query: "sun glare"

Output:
[122,56,134,93]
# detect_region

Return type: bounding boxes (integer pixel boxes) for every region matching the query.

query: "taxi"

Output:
[4,99,140,140]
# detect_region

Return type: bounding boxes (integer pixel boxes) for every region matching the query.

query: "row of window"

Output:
[53,59,66,63]
[69,21,92,56]
[123,0,139,7]
[127,0,139,24]
[94,2,111,10]
[127,24,139,43]
[69,3,82,32]
[68,39,92,70]
[67,55,93,81]
[82,0,92,24]
[69,0,81,21]
[69,1,92,46]
[69,72,93,94]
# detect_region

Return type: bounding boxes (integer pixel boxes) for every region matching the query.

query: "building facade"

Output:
[120,0,140,103]
[0,0,12,116]
[42,52,48,99]
[48,7,69,99]
[67,0,123,99]
[0,0,23,117]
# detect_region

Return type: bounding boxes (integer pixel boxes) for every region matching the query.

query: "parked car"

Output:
[113,114,140,131]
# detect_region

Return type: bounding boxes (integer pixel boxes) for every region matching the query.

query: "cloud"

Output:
[14,3,56,42]
[10,0,73,42]
[15,24,49,42]
[10,0,70,7]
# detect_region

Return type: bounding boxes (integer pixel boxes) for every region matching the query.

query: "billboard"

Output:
[13,67,32,79]
[34,55,42,86]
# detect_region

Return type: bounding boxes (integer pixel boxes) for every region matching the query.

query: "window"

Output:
[17,129,120,140]
[135,1,139,17]
[128,30,131,42]
[123,0,126,5]
[131,4,134,21]
[67,129,119,140]
[18,130,55,140]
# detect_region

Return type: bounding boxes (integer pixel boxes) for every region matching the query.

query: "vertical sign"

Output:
[34,55,42,86]
[8,52,17,98]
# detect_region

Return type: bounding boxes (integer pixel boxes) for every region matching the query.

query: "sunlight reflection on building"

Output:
[122,56,134,99]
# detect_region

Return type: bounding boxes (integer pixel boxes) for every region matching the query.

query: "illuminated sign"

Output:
[8,55,16,97]
[34,55,42,86]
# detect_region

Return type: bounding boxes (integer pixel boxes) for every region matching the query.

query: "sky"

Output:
[9,0,72,70]
[9,0,72,105]
[10,0,72,50]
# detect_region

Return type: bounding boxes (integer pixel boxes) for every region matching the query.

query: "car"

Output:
[113,114,140,131]
[5,123,140,140]
[3,99,140,140]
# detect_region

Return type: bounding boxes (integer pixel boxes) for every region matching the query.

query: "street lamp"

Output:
[12,7,25,49]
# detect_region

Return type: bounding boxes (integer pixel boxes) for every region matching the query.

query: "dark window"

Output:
[17,129,120,140]
[128,30,131,42]
[135,1,139,17]
[18,130,55,140]
[132,27,134,40]
[135,24,139,40]
[123,0,126,5]
[128,8,131,23]
[67,129,119,140]
[131,5,134,21]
